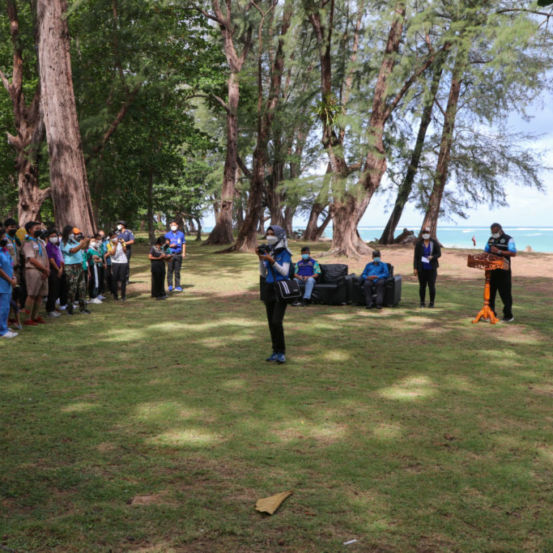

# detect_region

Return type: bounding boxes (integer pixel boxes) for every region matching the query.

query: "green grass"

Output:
[2,241,553,553]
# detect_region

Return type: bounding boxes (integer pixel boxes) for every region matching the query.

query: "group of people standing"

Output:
[0,219,136,338]
[258,223,517,364]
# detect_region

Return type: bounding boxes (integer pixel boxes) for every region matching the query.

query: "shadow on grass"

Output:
[2,246,553,552]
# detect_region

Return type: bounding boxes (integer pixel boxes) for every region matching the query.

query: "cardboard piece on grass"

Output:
[255,490,293,515]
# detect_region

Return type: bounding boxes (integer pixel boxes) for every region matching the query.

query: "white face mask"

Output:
[422,233,431,240]
[112,238,118,243]
[170,225,178,232]
[90,241,97,249]
[492,232,501,239]
[49,237,59,244]
[117,225,123,231]
[266,235,278,246]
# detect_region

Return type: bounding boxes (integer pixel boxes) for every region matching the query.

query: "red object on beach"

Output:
[471,235,476,246]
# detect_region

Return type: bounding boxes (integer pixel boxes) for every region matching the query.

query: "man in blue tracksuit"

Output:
[293,246,321,305]
[164,220,186,292]
[360,249,389,309]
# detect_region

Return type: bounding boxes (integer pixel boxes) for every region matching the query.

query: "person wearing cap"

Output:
[257,225,293,364]
[116,221,134,283]
[60,225,90,315]
[0,226,18,338]
[293,246,321,306]
[359,250,389,309]
[413,227,442,308]
[485,223,516,322]
[22,221,50,325]
[164,220,186,292]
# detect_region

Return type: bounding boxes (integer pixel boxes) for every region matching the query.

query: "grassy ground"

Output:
[2,240,553,553]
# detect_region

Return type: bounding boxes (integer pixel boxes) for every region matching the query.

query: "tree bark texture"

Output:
[1,0,49,224]
[421,51,464,237]
[37,0,96,235]
[204,0,252,246]
[231,3,291,252]
[379,52,446,244]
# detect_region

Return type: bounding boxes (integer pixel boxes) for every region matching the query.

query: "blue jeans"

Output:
[296,277,316,300]
[0,291,12,336]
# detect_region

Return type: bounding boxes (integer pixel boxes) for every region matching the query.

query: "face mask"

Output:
[117,225,123,231]
[422,233,430,240]
[33,230,42,238]
[170,225,178,232]
[69,233,75,241]
[373,257,381,263]
[302,254,310,260]
[90,241,97,249]
[8,229,16,236]
[492,232,500,239]
[49,237,59,244]
[112,238,118,243]
[266,236,278,246]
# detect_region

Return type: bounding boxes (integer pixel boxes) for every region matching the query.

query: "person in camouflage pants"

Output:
[64,263,87,314]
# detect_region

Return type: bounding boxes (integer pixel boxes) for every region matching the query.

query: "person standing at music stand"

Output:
[485,223,516,322]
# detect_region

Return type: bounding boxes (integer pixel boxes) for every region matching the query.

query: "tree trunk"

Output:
[194,217,202,241]
[329,194,371,257]
[147,168,155,243]
[1,0,49,225]
[283,205,294,237]
[231,4,291,252]
[421,52,464,237]
[303,201,327,241]
[205,70,239,245]
[379,53,446,244]
[37,0,96,235]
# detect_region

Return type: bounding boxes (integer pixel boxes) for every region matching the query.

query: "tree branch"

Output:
[237,154,252,179]
[0,69,10,93]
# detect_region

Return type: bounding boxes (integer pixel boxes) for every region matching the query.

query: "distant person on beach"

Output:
[413,227,441,308]
[485,223,516,322]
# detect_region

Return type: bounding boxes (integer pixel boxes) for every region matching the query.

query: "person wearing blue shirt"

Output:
[360,250,389,309]
[164,220,186,292]
[0,227,18,338]
[484,222,517,322]
[258,225,292,364]
[293,246,321,306]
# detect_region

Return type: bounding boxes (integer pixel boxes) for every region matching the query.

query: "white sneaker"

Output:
[48,311,61,318]
[1,330,18,339]
[97,295,105,300]
[58,304,67,310]
[89,298,103,304]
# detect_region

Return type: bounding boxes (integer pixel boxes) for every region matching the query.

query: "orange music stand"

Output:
[467,253,510,324]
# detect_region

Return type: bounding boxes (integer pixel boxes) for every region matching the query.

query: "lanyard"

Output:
[27,236,43,257]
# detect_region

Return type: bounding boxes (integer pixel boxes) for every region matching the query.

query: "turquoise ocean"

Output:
[350,226,553,253]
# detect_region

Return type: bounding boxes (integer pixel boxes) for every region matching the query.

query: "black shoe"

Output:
[420,302,425,308]
[292,301,302,306]
[67,305,74,315]
[376,305,383,310]
[428,302,434,308]
[502,316,514,322]
[80,309,91,314]
[366,304,374,309]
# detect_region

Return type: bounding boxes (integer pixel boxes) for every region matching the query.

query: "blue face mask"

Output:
[373,257,381,263]
[302,254,310,260]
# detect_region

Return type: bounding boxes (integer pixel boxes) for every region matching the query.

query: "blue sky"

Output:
[360,92,553,229]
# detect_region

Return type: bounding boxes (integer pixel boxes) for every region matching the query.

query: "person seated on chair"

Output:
[293,247,321,305]
[359,250,389,309]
